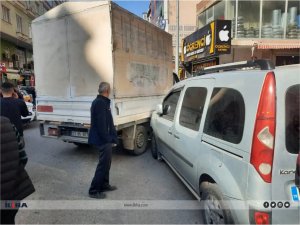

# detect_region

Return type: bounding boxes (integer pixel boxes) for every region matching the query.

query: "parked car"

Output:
[151,60,300,224]
[21,101,35,123]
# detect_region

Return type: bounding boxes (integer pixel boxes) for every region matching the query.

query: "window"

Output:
[204,88,245,144]
[262,0,285,39]
[179,87,207,131]
[162,90,181,121]
[16,14,22,33]
[286,84,299,154]
[2,5,10,23]
[286,0,299,39]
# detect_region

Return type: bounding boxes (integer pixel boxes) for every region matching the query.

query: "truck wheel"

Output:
[200,182,234,224]
[151,133,158,159]
[132,125,148,155]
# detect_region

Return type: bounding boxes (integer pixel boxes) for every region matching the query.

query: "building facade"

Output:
[184,0,300,75]
[0,0,65,86]
[147,0,198,70]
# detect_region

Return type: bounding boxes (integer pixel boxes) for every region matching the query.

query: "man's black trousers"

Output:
[89,143,112,194]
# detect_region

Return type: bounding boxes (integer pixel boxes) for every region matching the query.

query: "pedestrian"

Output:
[0,82,29,136]
[0,116,35,224]
[88,82,118,199]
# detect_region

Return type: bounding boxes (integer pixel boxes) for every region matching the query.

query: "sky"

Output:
[114,0,150,17]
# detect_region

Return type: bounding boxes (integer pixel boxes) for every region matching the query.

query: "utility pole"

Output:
[175,0,179,75]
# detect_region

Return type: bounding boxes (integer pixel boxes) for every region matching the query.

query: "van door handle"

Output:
[168,130,173,135]
[173,133,180,139]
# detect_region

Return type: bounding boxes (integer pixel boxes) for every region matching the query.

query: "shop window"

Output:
[198,12,206,28]
[286,0,299,39]
[226,1,236,38]
[214,1,225,20]
[2,5,10,23]
[207,7,214,23]
[234,0,260,38]
[262,1,286,39]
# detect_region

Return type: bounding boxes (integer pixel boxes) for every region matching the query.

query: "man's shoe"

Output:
[101,185,117,192]
[89,192,106,199]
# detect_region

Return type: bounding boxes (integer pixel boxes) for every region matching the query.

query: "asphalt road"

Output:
[16,122,203,224]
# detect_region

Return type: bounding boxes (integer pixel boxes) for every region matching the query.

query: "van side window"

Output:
[162,91,181,121]
[286,84,299,154]
[204,88,245,144]
[179,87,207,131]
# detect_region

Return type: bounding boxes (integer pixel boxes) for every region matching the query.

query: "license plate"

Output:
[291,186,299,202]
[71,131,88,137]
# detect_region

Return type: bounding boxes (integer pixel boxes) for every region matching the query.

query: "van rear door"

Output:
[272,65,300,224]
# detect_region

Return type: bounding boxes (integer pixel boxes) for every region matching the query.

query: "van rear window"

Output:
[286,85,300,154]
[204,88,245,144]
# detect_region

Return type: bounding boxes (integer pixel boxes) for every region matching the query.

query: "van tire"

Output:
[151,133,158,159]
[200,182,234,224]
[132,125,148,155]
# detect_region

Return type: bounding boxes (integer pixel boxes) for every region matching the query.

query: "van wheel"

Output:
[132,125,148,155]
[151,133,158,159]
[200,182,233,224]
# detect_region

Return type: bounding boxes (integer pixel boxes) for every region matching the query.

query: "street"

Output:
[17,121,203,224]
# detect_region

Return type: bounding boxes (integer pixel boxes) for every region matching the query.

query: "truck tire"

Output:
[200,182,234,224]
[132,125,148,155]
[151,133,158,159]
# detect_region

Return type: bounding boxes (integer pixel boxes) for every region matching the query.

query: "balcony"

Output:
[16,31,30,43]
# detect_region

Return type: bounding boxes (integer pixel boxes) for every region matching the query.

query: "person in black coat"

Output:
[0,82,29,136]
[88,82,118,199]
[0,116,35,224]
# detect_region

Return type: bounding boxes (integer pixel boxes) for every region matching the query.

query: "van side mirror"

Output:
[156,104,163,115]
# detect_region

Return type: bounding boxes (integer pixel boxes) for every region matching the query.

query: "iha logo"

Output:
[5,201,28,209]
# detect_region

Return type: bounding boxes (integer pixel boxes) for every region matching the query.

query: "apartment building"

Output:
[147,0,198,66]
[0,1,64,86]
[182,0,300,75]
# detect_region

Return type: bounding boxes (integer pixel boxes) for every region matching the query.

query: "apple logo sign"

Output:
[219,25,230,42]
[205,32,211,46]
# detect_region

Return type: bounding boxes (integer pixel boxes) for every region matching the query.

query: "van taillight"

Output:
[251,72,276,183]
[254,212,270,224]
[37,105,53,112]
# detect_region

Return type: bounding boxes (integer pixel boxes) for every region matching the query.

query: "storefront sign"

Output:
[182,20,231,62]
[192,59,218,73]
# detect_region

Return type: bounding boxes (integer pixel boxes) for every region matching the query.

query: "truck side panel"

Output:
[111,5,173,98]
[67,4,114,97]
[32,18,70,98]
[32,2,113,99]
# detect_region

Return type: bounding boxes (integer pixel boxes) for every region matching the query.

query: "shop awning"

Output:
[257,43,300,49]
[232,39,300,49]
[7,73,20,80]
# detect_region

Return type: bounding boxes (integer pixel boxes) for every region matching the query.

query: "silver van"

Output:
[151,60,300,224]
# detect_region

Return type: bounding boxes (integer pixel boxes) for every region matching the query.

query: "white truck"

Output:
[32,1,173,155]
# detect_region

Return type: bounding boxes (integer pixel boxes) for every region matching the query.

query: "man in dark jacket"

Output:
[0,82,29,136]
[0,116,35,224]
[88,82,118,199]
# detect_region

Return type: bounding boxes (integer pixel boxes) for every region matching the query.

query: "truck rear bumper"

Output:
[39,121,89,143]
